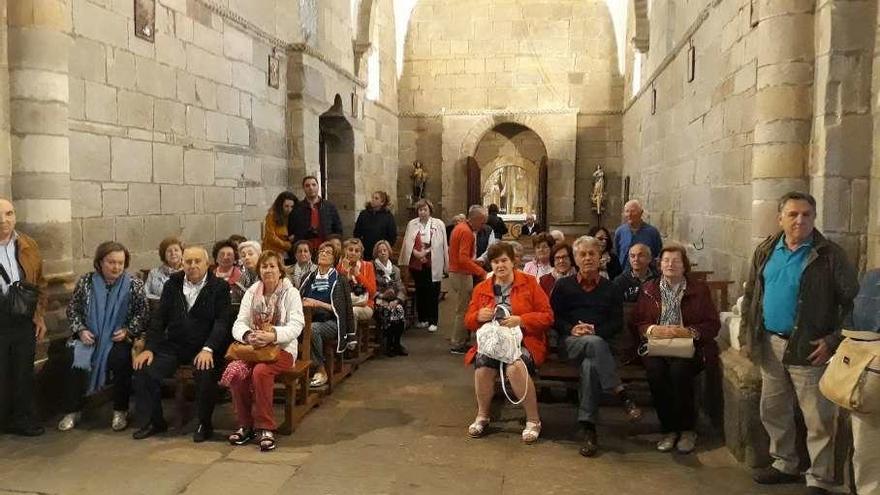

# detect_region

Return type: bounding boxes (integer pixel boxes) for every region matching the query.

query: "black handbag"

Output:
[0,264,40,318]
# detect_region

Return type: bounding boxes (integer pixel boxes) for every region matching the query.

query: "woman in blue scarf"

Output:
[59,241,148,432]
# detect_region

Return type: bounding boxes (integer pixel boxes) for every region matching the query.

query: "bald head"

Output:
[623,200,644,227]
[0,198,16,243]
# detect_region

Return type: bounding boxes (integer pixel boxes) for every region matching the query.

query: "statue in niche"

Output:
[591,163,606,215]
[411,160,428,202]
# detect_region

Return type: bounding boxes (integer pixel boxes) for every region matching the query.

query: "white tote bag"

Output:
[475,307,527,404]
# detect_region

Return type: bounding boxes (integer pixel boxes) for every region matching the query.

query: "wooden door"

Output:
[467,156,480,207]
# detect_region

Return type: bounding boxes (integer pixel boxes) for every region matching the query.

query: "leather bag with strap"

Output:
[819,331,880,413]
[0,264,39,319]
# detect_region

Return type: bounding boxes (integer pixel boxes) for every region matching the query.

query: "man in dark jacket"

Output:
[288,176,343,251]
[742,191,858,494]
[0,198,47,437]
[612,243,658,302]
[486,204,508,239]
[353,191,397,261]
[132,246,231,442]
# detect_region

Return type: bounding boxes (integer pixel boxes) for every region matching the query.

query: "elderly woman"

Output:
[59,241,148,432]
[232,240,261,303]
[588,226,622,281]
[539,242,576,296]
[289,240,316,289]
[212,239,242,286]
[338,238,377,325]
[464,242,553,444]
[145,237,184,300]
[523,233,555,279]
[301,242,356,388]
[262,191,297,263]
[633,244,719,454]
[373,240,407,356]
[223,250,304,452]
[353,190,398,261]
[400,199,448,333]
[550,235,641,457]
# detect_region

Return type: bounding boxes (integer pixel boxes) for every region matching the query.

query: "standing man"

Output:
[486,204,508,240]
[742,191,858,495]
[0,198,47,436]
[448,205,488,354]
[131,246,231,442]
[288,176,343,252]
[613,200,662,271]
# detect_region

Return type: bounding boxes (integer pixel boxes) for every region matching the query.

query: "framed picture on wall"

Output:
[134,0,156,42]
[268,52,280,89]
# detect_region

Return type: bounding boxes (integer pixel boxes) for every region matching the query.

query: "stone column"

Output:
[7,0,73,278]
[749,0,814,242]
[0,0,11,197]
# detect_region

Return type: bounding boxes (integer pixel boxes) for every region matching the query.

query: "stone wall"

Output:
[622,0,756,286]
[398,0,623,227]
[67,0,291,272]
[0,0,9,197]
[872,4,880,269]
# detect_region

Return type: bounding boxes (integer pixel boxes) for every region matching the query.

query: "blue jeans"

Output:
[563,334,621,423]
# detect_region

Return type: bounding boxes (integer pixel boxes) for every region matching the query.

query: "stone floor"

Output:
[1,326,804,495]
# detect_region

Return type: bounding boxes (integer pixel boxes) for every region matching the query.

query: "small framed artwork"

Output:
[134,0,156,43]
[351,92,359,118]
[268,51,280,89]
[687,43,696,83]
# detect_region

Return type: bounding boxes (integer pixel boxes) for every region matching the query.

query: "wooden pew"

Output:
[706,280,732,311]
[275,308,321,435]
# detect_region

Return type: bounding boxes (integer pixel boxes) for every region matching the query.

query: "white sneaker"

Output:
[427,324,438,333]
[310,372,328,388]
[677,431,697,454]
[415,321,429,329]
[58,412,80,432]
[656,432,678,452]
[111,410,128,431]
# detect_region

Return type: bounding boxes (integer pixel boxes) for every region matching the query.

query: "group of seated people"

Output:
[461,233,720,458]
[56,231,408,452]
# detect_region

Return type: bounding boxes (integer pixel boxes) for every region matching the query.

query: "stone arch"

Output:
[631,0,650,52]
[319,95,357,234]
[459,114,556,160]
[353,0,377,77]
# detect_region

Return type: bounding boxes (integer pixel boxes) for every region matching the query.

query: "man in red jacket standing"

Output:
[448,205,487,354]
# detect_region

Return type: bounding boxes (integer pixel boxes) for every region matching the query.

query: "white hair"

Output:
[624,199,643,212]
[468,205,487,218]
[572,235,603,253]
[238,240,262,255]
[549,229,564,242]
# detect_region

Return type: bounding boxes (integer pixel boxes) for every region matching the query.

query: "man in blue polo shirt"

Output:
[741,191,858,495]
[613,200,662,271]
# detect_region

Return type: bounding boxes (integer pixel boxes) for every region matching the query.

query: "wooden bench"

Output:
[275,308,321,435]
[706,280,732,311]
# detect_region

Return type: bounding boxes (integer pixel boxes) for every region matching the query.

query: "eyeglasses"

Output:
[553,255,570,262]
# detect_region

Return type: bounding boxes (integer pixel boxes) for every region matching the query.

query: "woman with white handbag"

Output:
[462,242,553,444]
[633,244,720,454]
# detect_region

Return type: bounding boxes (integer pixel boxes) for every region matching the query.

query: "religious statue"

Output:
[411,160,427,201]
[591,163,606,215]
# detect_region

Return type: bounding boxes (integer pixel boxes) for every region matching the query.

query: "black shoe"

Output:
[395,345,408,356]
[193,423,213,443]
[5,424,45,437]
[449,344,469,355]
[752,467,801,485]
[579,429,599,457]
[804,488,829,495]
[228,427,255,446]
[132,421,168,440]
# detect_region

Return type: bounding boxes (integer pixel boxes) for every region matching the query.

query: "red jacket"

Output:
[632,277,721,366]
[337,260,377,308]
[464,270,554,366]
[449,221,487,278]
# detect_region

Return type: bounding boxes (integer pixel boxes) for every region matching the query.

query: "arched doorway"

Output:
[318,95,356,234]
[467,123,548,234]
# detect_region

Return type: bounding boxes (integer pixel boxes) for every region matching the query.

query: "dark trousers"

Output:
[63,341,134,413]
[0,315,36,429]
[644,356,699,433]
[132,345,222,427]
[411,267,440,325]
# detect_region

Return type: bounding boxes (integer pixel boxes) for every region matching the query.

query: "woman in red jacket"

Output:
[464,242,553,444]
[632,244,720,455]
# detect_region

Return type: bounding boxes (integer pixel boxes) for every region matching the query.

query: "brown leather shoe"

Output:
[623,399,643,422]
[579,429,599,457]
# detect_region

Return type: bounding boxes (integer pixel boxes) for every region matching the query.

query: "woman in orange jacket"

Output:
[463,242,553,444]
[262,191,297,263]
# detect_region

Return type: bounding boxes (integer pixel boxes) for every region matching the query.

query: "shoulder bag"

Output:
[819,330,880,413]
[0,264,40,319]
[475,306,527,405]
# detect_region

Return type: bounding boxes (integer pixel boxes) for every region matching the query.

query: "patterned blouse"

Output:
[66,272,148,338]
[145,264,179,300]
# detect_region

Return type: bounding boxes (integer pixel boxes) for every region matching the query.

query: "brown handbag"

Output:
[224,342,280,363]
